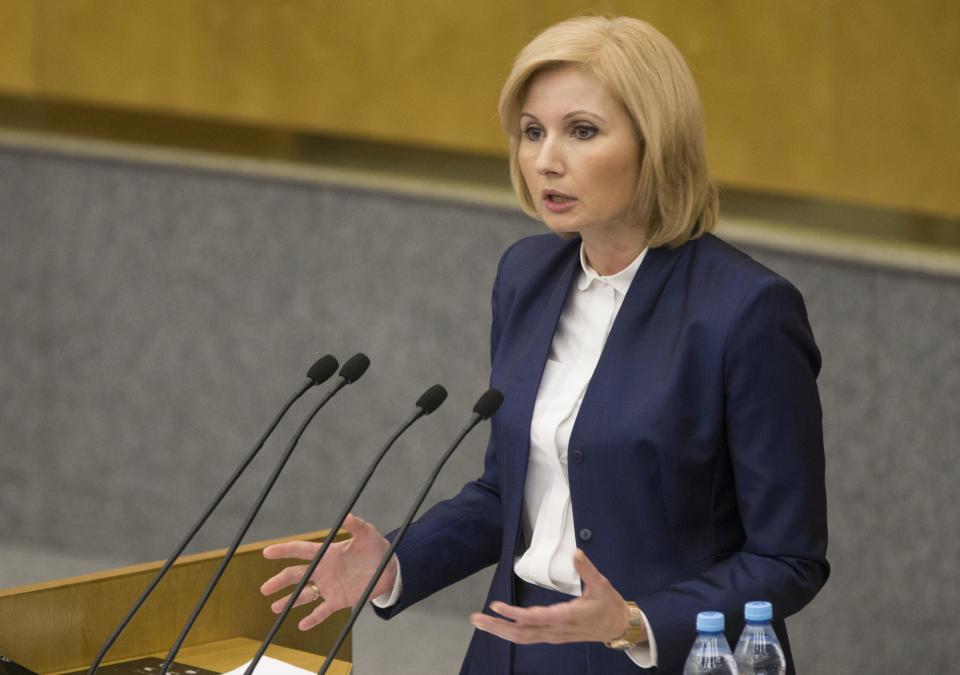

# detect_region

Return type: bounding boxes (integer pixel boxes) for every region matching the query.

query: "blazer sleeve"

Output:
[635,275,830,670]
[372,244,518,619]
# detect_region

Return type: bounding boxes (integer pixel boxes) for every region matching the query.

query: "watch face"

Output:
[0,657,39,675]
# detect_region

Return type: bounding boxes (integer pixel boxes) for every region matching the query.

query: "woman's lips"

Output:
[542,191,577,213]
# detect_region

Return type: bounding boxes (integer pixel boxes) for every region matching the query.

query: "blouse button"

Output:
[571,449,584,464]
[578,528,593,542]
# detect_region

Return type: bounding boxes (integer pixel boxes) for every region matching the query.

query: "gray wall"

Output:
[1,141,958,673]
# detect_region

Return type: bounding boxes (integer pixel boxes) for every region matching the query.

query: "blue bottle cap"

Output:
[744,601,773,622]
[696,611,725,632]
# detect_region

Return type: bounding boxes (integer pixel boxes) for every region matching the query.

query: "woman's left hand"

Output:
[469,549,633,644]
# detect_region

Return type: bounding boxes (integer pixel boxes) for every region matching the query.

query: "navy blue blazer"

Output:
[376,233,829,674]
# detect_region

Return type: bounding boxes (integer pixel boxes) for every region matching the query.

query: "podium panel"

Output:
[0,531,351,674]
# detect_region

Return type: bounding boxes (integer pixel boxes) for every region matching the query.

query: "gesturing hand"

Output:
[470,549,640,645]
[259,513,397,631]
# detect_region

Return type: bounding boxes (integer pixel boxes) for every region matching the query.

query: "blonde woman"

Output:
[261,16,828,674]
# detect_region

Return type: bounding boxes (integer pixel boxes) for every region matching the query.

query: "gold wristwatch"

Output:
[605,601,647,650]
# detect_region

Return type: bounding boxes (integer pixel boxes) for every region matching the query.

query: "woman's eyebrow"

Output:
[519,110,607,122]
[563,109,606,122]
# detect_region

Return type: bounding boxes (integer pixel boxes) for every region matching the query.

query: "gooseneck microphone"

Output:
[159,353,371,674]
[242,383,448,675]
[86,355,339,675]
[318,388,503,675]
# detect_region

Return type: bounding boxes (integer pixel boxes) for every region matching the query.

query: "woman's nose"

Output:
[536,138,564,176]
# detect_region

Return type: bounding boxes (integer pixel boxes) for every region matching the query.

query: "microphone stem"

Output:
[160,378,348,674]
[318,413,482,675]
[243,407,426,675]
[87,378,314,675]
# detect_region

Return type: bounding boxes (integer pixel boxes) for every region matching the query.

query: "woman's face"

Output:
[518,65,642,240]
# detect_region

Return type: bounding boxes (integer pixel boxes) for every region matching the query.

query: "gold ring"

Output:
[307,580,322,603]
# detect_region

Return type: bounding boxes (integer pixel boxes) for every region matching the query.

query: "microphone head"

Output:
[415,384,448,414]
[472,388,504,420]
[339,353,371,383]
[307,355,339,385]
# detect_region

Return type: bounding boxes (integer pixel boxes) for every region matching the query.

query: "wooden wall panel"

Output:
[2,0,958,217]
[0,0,37,94]
[830,3,960,216]
[32,0,522,153]
[676,2,840,194]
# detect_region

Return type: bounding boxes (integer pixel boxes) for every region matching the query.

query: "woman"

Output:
[260,16,829,674]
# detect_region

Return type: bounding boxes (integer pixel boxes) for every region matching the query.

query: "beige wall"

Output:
[2,0,958,218]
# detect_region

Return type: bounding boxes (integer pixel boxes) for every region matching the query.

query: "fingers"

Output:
[341,512,378,539]
[259,517,388,633]
[571,550,629,640]
[260,539,328,599]
[573,550,622,606]
[471,558,628,646]
[260,564,309,596]
[342,512,364,530]
[262,540,321,561]
[572,549,609,591]
[268,592,297,614]
[470,605,578,645]
[272,586,343,630]
[267,582,325,613]
[299,596,342,631]
[487,601,566,627]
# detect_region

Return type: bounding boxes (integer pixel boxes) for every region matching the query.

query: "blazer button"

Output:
[578,528,593,542]
[571,449,584,464]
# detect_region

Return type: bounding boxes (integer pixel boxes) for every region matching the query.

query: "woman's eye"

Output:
[573,125,598,139]
[523,126,545,141]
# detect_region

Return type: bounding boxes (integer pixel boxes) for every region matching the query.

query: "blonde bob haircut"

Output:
[498,16,718,248]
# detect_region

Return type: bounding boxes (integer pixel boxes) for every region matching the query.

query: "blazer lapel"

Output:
[568,243,686,446]
[500,241,581,531]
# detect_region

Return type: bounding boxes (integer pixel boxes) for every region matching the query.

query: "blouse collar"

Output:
[577,243,649,294]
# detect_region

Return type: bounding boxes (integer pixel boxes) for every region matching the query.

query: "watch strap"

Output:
[604,601,647,650]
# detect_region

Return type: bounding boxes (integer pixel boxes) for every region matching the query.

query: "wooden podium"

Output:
[0,531,352,674]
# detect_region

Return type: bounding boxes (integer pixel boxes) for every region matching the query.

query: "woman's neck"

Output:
[580,230,648,276]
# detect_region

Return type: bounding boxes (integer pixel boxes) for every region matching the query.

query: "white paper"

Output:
[222,656,316,675]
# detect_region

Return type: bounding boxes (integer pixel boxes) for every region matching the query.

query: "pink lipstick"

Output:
[542,189,577,213]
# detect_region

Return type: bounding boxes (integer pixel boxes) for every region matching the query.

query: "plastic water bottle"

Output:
[683,611,737,674]
[733,601,786,675]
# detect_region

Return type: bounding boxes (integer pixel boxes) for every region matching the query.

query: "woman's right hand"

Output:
[260,513,397,631]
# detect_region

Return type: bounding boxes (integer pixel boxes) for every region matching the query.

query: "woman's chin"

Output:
[541,217,581,238]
